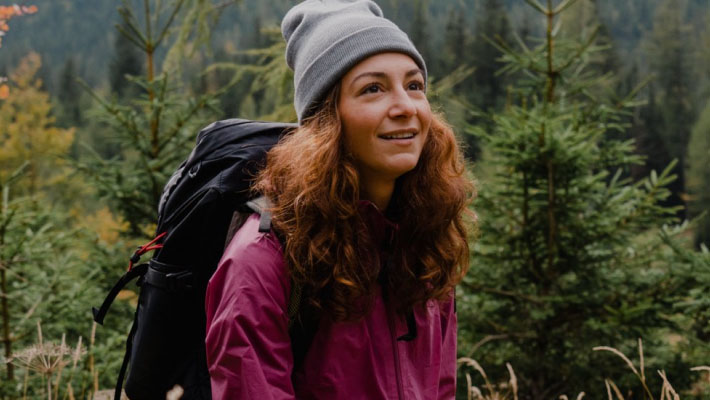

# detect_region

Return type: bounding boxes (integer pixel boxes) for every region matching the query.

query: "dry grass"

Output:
[460,338,709,400]
[593,338,708,400]
[5,320,186,399]
[92,389,128,400]
[458,356,586,400]
[5,321,86,400]
[458,357,516,400]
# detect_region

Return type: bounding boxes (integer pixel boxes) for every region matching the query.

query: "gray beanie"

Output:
[281,0,427,122]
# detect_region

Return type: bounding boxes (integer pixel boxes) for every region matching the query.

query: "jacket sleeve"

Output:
[205,216,295,400]
[438,292,458,399]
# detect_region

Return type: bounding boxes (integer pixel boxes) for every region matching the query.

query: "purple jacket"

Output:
[205,203,457,399]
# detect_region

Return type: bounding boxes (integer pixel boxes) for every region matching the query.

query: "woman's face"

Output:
[338,52,432,184]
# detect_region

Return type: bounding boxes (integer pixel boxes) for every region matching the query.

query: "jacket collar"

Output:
[358,200,398,250]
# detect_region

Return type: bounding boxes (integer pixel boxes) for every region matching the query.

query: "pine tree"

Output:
[57,57,82,127]
[108,22,143,99]
[646,0,696,219]
[560,0,620,78]
[80,0,226,235]
[0,51,114,398]
[469,0,511,112]
[441,6,470,77]
[686,102,710,248]
[458,0,692,397]
[409,0,431,67]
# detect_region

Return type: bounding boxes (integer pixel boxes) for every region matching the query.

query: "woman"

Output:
[204,0,474,398]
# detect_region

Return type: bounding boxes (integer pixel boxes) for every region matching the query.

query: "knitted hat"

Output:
[281,0,427,122]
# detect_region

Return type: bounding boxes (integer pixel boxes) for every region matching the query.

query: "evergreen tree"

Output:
[456,0,512,160]
[646,0,696,219]
[635,83,675,186]
[81,0,225,235]
[469,0,511,112]
[459,0,693,397]
[409,0,431,67]
[0,51,130,398]
[686,102,710,248]
[560,0,620,78]
[57,57,82,127]
[108,22,143,99]
[441,6,470,77]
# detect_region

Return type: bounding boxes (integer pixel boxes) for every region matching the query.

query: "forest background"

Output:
[0,0,709,399]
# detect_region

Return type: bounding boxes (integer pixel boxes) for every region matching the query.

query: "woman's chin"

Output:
[385,161,420,179]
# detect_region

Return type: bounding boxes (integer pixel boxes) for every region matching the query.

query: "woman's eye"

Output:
[408,81,424,91]
[362,84,381,94]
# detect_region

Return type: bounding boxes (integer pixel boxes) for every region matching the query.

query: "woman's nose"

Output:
[387,88,417,119]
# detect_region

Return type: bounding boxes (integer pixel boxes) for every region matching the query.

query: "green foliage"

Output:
[660,228,710,360]
[686,102,710,248]
[457,0,701,397]
[642,0,697,218]
[77,0,226,235]
[109,22,144,99]
[470,0,511,112]
[56,57,83,128]
[0,53,78,206]
[207,26,295,122]
[0,49,133,397]
[440,7,470,76]
[409,0,431,67]
[1,0,709,397]
[0,163,134,398]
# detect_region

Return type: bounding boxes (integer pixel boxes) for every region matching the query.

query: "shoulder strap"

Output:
[246,196,273,233]
[223,196,273,249]
[228,196,303,329]
[228,196,315,368]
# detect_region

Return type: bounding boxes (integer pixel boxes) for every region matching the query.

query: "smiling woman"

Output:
[204,1,476,399]
[339,52,432,210]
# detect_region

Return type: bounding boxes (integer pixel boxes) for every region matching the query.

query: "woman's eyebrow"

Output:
[350,68,424,89]
[350,71,386,89]
[405,68,424,78]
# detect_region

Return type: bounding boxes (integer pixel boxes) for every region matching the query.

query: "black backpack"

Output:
[92,119,302,400]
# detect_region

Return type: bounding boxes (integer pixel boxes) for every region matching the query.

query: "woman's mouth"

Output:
[378,131,417,140]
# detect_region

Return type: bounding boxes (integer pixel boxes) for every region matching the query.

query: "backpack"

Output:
[92,119,303,400]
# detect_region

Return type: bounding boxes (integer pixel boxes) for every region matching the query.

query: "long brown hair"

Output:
[255,87,475,321]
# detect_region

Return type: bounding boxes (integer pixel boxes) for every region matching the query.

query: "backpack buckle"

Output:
[165,271,193,291]
[144,264,194,292]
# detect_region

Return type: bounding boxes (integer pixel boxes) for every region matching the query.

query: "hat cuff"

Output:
[295,25,426,122]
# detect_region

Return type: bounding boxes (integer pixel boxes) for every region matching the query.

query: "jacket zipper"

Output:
[387,306,405,400]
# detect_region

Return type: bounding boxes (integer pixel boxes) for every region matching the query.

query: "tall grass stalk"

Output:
[595,338,709,399]
[594,338,654,399]
[458,357,519,400]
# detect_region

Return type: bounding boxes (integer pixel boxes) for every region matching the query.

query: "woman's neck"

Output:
[360,176,395,211]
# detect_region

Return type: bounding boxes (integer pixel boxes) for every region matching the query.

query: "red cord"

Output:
[128,232,167,270]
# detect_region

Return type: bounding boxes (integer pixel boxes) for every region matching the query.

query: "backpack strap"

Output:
[246,196,273,233]
[223,196,272,249]
[91,263,149,400]
[92,263,149,325]
[242,196,317,364]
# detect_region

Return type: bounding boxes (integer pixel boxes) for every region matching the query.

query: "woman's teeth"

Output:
[380,133,415,139]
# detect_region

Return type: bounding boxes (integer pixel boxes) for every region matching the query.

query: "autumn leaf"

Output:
[0,52,75,195]
[0,4,37,47]
[83,207,130,244]
[0,83,8,99]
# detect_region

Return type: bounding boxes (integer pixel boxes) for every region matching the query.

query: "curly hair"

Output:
[255,86,475,321]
